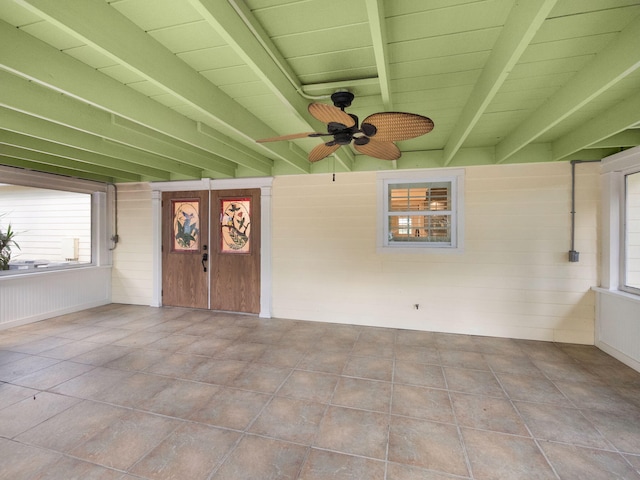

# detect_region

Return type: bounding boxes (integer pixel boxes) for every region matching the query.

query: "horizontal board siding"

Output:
[0,185,91,263]
[272,162,598,344]
[110,183,154,306]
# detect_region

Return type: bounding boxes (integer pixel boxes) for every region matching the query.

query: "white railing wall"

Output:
[0,266,111,329]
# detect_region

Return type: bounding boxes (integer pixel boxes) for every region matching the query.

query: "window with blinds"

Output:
[377,170,463,252]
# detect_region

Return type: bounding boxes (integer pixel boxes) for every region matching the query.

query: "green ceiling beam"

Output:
[496,12,640,163]
[589,130,640,149]
[0,143,140,182]
[0,155,115,183]
[552,89,640,160]
[0,19,272,176]
[0,35,235,178]
[16,0,309,173]
[442,0,557,166]
[0,109,171,181]
[0,71,206,179]
[365,0,392,109]
[0,129,155,180]
[110,116,235,178]
[188,0,352,171]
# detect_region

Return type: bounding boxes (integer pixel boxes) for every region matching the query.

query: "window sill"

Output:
[377,245,464,255]
[592,286,640,304]
[0,264,108,280]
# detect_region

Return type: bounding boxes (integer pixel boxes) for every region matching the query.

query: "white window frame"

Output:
[622,169,640,295]
[376,168,464,254]
[600,146,640,295]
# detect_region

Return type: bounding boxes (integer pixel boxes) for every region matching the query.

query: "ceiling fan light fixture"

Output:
[255,93,433,163]
[361,122,377,137]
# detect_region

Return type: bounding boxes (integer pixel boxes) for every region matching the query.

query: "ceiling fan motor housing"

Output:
[333,131,353,145]
[331,91,355,110]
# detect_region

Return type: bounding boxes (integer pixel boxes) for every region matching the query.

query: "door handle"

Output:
[201,245,208,272]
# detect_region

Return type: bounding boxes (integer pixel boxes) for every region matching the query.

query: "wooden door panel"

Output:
[162,191,209,308]
[210,189,260,313]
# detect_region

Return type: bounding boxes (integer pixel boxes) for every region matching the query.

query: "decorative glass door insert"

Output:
[220,197,251,254]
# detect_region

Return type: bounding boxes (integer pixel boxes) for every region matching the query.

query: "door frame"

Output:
[151,177,273,318]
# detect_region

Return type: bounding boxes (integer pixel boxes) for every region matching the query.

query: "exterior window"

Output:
[0,184,94,273]
[377,169,464,253]
[624,171,640,293]
[388,183,452,244]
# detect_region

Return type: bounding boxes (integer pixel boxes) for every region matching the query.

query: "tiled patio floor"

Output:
[1,304,640,479]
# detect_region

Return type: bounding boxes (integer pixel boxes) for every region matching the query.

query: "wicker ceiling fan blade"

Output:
[361,112,434,142]
[353,138,401,160]
[308,142,341,162]
[308,103,356,128]
[256,132,325,143]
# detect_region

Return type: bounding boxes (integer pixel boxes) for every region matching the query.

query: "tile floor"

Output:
[1,304,640,479]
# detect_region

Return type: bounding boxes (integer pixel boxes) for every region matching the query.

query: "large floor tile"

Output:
[388,415,468,477]
[315,405,389,459]
[539,441,640,480]
[69,410,181,471]
[131,423,240,480]
[0,438,61,479]
[0,391,79,438]
[462,429,557,480]
[15,399,127,452]
[190,387,270,430]
[249,396,326,444]
[451,392,529,436]
[515,401,613,449]
[299,449,386,479]
[277,370,339,403]
[392,384,454,423]
[331,376,392,413]
[211,434,308,480]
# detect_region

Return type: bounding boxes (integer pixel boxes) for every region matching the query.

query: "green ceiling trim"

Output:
[189,0,353,172]
[0,20,273,176]
[0,71,205,178]
[0,130,143,181]
[18,0,309,173]
[365,0,392,109]
[0,154,115,183]
[443,0,557,166]
[0,143,140,181]
[552,89,640,160]
[0,109,170,181]
[496,12,640,164]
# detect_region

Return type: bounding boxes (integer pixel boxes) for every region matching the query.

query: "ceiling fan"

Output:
[256,91,434,162]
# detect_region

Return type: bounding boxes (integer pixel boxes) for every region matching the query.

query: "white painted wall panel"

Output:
[272,162,599,344]
[0,267,111,329]
[110,183,154,305]
[596,289,640,371]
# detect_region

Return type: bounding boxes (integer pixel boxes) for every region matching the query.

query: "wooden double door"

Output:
[161,189,261,313]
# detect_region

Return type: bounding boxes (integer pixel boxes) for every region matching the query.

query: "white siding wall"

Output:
[272,162,599,344]
[111,183,154,305]
[0,185,91,264]
[109,162,599,344]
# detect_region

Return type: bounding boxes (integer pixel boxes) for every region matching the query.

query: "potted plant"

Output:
[0,221,20,270]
